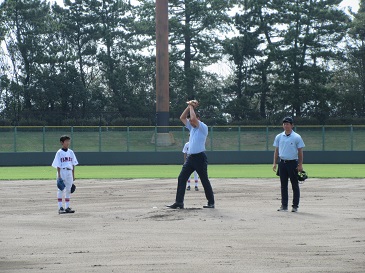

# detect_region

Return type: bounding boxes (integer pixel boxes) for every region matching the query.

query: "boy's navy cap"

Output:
[282,117,293,124]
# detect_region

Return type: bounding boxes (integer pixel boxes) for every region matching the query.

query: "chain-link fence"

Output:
[1,125,364,152]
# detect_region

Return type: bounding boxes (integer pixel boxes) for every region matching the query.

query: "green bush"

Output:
[61,118,104,126]
[0,119,12,126]
[110,117,154,126]
[17,119,47,126]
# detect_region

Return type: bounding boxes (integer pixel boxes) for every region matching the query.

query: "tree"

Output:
[227,0,350,122]
[138,0,236,101]
[224,0,283,120]
[92,0,155,118]
[346,0,365,117]
[52,0,100,117]
[274,0,349,118]
[1,0,54,111]
[169,0,236,100]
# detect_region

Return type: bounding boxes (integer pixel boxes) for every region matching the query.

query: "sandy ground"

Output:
[0,178,364,273]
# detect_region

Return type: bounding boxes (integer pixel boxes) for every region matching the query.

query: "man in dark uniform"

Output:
[167,100,215,209]
[272,117,305,212]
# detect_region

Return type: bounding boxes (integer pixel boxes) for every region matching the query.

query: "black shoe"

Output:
[195,186,199,191]
[203,203,215,209]
[166,203,184,209]
[58,207,65,214]
[65,207,75,213]
[186,186,191,191]
[277,206,288,211]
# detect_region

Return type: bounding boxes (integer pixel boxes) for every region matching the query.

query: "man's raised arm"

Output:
[180,106,190,126]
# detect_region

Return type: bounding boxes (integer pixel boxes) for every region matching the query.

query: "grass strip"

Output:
[0,164,364,180]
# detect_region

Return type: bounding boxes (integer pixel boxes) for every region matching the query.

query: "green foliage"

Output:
[225,0,351,122]
[109,117,154,126]
[0,0,363,126]
[0,119,12,126]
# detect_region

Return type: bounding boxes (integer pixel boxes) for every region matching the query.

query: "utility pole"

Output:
[155,0,174,145]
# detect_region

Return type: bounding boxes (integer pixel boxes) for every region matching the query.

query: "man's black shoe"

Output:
[203,204,215,209]
[166,203,184,209]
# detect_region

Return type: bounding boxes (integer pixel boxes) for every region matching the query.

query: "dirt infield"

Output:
[0,178,364,273]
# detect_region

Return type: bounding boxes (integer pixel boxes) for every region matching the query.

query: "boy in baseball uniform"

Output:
[182,141,199,191]
[52,135,79,214]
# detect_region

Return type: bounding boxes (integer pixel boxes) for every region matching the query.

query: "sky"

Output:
[339,0,360,12]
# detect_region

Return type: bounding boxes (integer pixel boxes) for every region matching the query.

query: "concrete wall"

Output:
[0,151,364,166]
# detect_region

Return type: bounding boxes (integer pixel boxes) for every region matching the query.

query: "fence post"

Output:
[322,126,325,151]
[350,125,353,151]
[238,126,241,151]
[99,126,102,152]
[127,126,130,152]
[182,126,185,145]
[210,126,213,151]
[43,126,46,152]
[266,126,269,151]
[154,126,157,152]
[13,126,17,152]
[71,126,74,150]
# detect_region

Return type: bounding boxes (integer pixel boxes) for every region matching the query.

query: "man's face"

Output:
[282,122,293,130]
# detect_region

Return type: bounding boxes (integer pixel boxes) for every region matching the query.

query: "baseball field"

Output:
[0,165,364,272]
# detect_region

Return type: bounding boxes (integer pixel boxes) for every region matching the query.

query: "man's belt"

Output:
[280,159,297,163]
[190,152,204,156]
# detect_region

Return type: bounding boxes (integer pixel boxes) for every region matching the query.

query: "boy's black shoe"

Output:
[195,186,199,191]
[166,203,184,209]
[186,186,191,191]
[65,207,75,213]
[58,207,65,214]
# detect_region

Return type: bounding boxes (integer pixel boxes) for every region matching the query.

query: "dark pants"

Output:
[278,160,300,208]
[175,152,215,205]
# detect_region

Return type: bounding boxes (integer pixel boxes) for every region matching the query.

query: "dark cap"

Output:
[282,117,293,124]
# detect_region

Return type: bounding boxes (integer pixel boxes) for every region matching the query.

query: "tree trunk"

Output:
[184,1,194,99]
[260,66,268,119]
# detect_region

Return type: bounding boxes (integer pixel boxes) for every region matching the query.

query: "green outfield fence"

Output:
[0,125,365,152]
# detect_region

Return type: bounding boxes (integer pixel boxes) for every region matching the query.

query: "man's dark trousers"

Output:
[279,160,300,208]
[175,152,215,205]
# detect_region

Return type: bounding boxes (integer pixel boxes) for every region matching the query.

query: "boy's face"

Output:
[61,139,71,149]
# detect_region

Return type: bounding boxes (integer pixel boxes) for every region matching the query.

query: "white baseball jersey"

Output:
[52,148,79,170]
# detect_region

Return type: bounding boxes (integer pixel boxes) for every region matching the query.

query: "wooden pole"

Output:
[155,0,169,133]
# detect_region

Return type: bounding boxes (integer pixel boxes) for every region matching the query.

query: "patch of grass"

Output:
[0,164,364,180]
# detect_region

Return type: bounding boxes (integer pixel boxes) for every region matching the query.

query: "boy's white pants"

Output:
[57,169,73,200]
